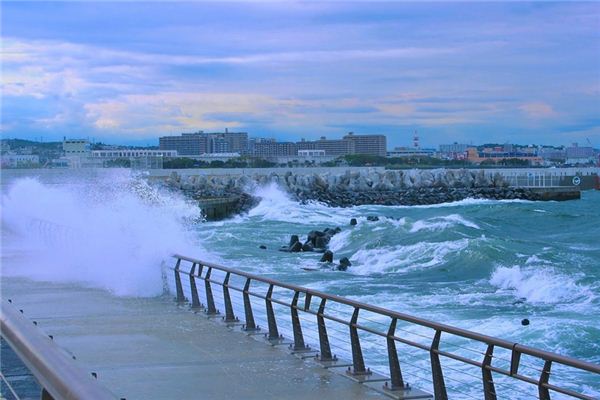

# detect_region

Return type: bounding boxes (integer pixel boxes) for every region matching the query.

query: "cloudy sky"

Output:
[2,1,599,147]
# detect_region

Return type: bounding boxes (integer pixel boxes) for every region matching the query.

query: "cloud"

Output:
[83,92,281,136]
[519,102,558,119]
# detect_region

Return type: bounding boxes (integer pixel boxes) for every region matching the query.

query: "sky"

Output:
[1,1,599,148]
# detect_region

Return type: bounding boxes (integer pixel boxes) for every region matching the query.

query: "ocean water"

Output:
[1,170,599,398]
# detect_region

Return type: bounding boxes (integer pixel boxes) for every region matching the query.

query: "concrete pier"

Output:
[1,277,388,399]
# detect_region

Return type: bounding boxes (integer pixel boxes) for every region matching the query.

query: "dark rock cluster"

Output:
[279,227,341,253]
[296,187,543,207]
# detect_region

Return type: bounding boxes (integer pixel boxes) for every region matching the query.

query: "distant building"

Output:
[538,147,566,164]
[0,154,40,168]
[387,147,436,158]
[565,143,595,165]
[193,153,241,162]
[343,132,387,157]
[0,141,10,153]
[63,139,90,155]
[439,143,469,160]
[159,130,248,156]
[298,149,326,157]
[91,149,177,158]
[248,138,297,157]
[466,147,542,165]
[297,137,352,156]
[295,133,387,157]
[159,132,209,156]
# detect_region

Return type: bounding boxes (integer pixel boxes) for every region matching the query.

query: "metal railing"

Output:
[0,300,116,400]
[171,254,600,400]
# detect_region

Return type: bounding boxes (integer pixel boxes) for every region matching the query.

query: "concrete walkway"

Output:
[1,277,387,399]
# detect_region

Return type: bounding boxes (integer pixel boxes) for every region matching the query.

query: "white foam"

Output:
[246,182,355,225]
[409,214,480,233]
[489,265,594,305]
[349,238,471,275]
[1,173,201,297]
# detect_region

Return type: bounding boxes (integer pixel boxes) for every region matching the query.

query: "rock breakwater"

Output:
[166,168,546,209]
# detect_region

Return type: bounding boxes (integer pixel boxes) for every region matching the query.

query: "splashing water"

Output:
[1,172,202,296]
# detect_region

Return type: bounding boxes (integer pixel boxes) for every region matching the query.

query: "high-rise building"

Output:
[159,130,248,155]
[248,138,297,157]
[296,133,386,157]
[159,132,209,156]
[342,132,387,157]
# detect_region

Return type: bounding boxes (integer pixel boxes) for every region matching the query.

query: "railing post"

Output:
[538,360,552,400]
[189,263,202,309]
[386,318,404,389]
[265,284,279,340]
[510,346,521,376]
[348,307,369,375]
[174,258,186,304]
[222,272,238,323]
[430,330,448,400]
[316,298,333,361]
[482,344,497,400]
[290,291,308,351]
[204,267,218,315]
[242,278,258,331]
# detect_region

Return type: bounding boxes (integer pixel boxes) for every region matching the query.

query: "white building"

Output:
[298,149,326,157]
[63,139,90,155]
[387,147,436,158]
[1,154,40,168]
[91,149,178,158]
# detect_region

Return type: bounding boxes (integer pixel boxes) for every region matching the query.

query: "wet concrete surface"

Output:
[1,277,388,399]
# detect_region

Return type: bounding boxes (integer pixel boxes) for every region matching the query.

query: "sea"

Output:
[1,168,599,398]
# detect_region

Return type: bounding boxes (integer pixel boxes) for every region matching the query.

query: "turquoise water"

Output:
[197,184,600,397]
[2,170,598,398]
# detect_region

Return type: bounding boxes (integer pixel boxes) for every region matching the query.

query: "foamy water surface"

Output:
[1,170,599,398]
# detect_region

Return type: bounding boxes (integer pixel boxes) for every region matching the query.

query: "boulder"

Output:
[289,241,303,253]
[289,235,300,247]
[320,250,334,263]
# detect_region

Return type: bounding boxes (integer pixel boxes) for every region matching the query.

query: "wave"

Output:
[245,183,355,225]
[349,238,472,275]
[409,214,480,233]
[489,265,595,305]
[1,173,201,297]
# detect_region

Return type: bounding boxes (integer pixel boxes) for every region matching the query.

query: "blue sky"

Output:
[2,1,599,147]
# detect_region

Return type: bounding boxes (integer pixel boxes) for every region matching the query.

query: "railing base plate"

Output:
[265,337,293,346]
[317,359,353,369]
[376,384,433,400]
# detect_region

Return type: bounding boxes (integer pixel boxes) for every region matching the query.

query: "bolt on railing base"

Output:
[380,382,433,400]
[264,334,292,346]
[241,325,262,335]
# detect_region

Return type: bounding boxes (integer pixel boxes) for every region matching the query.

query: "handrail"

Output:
[172,254,600,399]
[0,300,116,400]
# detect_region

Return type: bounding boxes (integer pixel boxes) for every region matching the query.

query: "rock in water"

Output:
[289,241,303,253]
[289,235,300,246]
[320,250,334,263]
[521,318,530,326]
[350,218,358,226]
[337,257,352,271]
[314,236,328,249]
[366,216,379,222]
[259,245,267,250]
[302,243,314,252]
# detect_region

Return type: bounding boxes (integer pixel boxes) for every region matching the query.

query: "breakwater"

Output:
[165,168,590,209]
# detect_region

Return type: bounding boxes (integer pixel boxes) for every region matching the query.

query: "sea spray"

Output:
[1,173,202,296]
